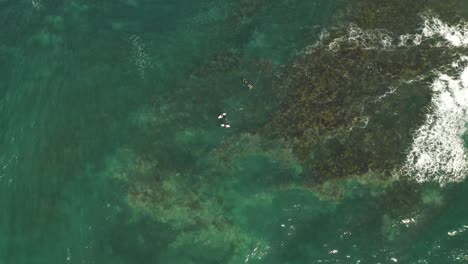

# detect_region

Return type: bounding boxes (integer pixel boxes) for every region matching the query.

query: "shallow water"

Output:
[1,0,468,263]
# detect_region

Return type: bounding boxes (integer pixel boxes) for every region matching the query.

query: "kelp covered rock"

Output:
[338,0,467,34]
[339,0,426,34]
[262,15,463,183]
[102,131,305,263]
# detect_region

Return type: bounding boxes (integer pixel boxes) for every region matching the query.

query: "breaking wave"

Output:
[307,15,468,185]
[320,14,468,51]
[401,16,468,185]
[327,25,394,51]
[402,59,468,185]
[421,16,468,47]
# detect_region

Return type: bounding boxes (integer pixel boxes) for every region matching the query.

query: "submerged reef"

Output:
[228,0,265,24]
[263,8,465,183]
[97,0,468,262]
[105,143,306,263]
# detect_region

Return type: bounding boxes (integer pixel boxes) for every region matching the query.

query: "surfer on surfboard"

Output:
[242,78,253,90]
[218,112,230,128]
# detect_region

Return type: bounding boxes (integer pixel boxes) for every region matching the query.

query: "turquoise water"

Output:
[1,0,468,263]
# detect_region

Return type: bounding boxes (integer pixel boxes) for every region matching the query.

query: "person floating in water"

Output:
[218,112,226,119]
[218,112,230,128]
[243,78,253,90]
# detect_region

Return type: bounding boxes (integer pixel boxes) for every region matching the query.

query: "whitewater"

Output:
[402,16,468,185]
[312,14,468,185]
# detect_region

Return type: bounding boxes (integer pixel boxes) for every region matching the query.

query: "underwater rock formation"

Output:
[191,49,241,78]
[262,12,465,183]
[98,1,468,262]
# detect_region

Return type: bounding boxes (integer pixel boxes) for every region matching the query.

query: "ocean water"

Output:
[1,0,468,263]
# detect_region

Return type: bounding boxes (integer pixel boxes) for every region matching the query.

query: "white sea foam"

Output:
[399,16,468,185]
[374,86,398,103]
[328,24,394,51]
[129,35,153,79]
[398,33,423,46]
[336,17,468,185]
[421,16,468,47]
[305,29,330,54]
[321,15,468,52]
[303,15,468,184]
[401,58,468,185]
[244,242,270,263]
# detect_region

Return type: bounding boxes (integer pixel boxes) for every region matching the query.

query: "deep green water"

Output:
[1,0,468,263]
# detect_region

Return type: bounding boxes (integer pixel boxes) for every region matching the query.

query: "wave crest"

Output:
[401,60,468,185]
